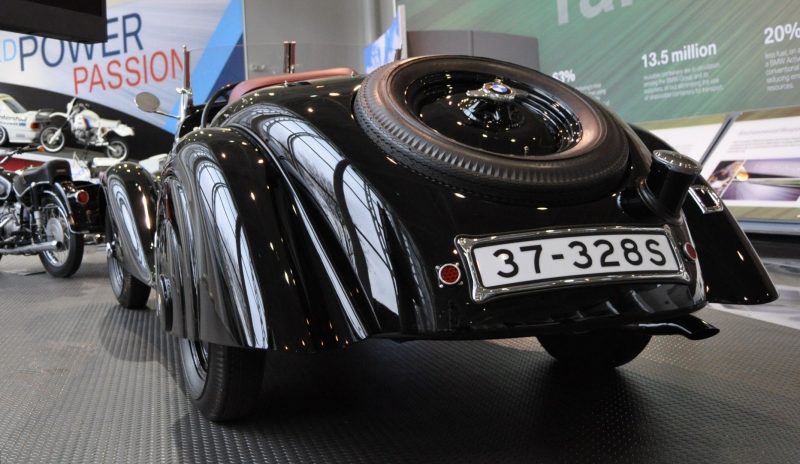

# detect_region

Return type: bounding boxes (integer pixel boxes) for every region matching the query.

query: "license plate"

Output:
[456,226,688,303]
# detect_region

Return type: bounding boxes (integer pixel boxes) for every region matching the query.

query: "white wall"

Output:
[243,0,396,75]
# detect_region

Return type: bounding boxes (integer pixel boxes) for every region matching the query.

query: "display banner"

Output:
[701,107,800,224]
[364,5,406,73]
[364,5,407,73]
[403,0,800,123]
[0,0,244,134]
[638,114,728,162]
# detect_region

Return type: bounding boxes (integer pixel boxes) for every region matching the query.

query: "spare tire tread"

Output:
[354,55,630,204]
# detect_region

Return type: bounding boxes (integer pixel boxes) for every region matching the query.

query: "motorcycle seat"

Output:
[12,160,72,194]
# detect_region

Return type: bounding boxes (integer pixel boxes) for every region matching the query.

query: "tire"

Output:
[40,125,66,153]
[0,126,8,146]
[178,338,266,421]
[354,56,629,204]
[106,213,150,309]
[38,196,84,277]
[537,331,651,369]
[106,136,129,160]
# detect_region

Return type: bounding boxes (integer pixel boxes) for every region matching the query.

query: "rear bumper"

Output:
[378,280,707,341]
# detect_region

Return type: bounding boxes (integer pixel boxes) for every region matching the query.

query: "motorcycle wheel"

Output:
[40,126,66,153]
[38,197,84,277]
[537,331,651,369]
[106,213,151,308]
[178,338,266,421]
[106,136,129,160]
[0,126,8,146]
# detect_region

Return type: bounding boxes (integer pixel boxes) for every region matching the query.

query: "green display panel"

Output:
[404,0,800,122]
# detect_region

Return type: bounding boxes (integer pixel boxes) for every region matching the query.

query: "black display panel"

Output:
[0,0,107,43]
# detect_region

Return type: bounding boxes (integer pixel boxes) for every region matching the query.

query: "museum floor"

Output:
[0,248,798,463]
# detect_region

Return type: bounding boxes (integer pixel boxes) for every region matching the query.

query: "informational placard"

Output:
[404,0,800,123]
[701,107,800,222]
[638,115,728,162]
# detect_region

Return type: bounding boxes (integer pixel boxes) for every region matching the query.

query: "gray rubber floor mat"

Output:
[0,250,799,463]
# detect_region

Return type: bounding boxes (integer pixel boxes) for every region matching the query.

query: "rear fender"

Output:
[30,174,99,235]
[159,128,376,350]
[58,180,105,234]
[111,124,134,137]
[632,126,777,304]
[46,111,69,122]
[104,162,158,285]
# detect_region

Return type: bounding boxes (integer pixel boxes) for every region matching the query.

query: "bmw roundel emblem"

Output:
[489,82,510,94]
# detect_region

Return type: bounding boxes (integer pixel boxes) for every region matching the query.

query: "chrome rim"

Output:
[107,237,125,297]
[41,204,70,266]
[0,127,7,145]
[107,141,127,159]
[42,127,64,151]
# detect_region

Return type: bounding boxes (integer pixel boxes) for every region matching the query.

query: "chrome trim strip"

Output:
[688,185,724,214]
[456,225,690,303]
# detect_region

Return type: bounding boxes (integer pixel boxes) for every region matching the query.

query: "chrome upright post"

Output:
[283,41,296,74]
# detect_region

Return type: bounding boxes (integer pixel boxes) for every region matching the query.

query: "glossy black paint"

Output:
[106,74,774,352]
[633,126,777,304]
[162,76,707,351]
[63,180,105,234]
[407,71,581,157]
[155,129,374,350]
[104,162,158,285]
[681,180,777,304]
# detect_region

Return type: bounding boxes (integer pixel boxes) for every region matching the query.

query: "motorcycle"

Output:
[40,98,134,160]
[0,145,105,277]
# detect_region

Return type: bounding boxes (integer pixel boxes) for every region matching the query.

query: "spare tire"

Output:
[354,55,629,203]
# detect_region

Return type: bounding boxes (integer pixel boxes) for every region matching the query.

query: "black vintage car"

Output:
[104,55,776,421]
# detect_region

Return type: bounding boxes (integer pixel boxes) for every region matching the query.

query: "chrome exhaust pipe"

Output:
[634,315,720,340]
[0,240,60,255]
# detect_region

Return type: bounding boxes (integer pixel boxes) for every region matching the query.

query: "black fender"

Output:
[104,162,158,286]
[60,180,105,234]
[632,126,777,304]
[156,128,381,351]
[224,104,439,335]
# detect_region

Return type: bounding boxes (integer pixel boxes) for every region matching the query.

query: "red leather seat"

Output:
[228,67,357,103]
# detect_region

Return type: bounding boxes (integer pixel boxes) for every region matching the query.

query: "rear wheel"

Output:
[38,197,83,277]
[178,338,266,421]
[106,136,129,160]
[0,126,8,146]
[537,331,651,369]
[107,214,150,308]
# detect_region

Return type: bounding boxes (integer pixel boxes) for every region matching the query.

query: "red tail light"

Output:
[30,122,40,129]
[437,263,462,286]
[75,190,90,205]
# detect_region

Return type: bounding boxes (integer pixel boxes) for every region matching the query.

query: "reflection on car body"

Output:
[103,54,776,421]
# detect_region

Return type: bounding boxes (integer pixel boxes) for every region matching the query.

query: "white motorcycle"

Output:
[40,98,134,160]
